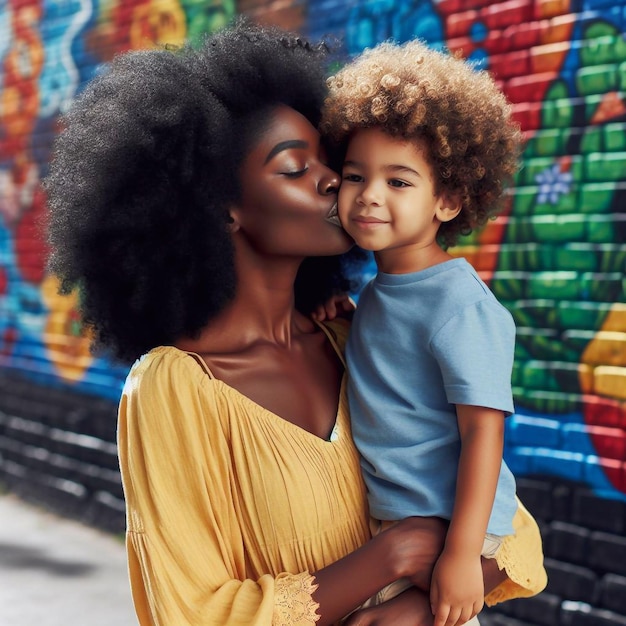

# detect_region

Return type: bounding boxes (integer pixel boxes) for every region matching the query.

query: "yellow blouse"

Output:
[117,321,546,625]
[118,322,370,625]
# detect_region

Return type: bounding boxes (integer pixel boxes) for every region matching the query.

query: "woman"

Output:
[45,20,541,625]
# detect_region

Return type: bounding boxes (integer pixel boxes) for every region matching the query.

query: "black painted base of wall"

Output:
[2,370,626,623]
[0,369,124,534]
[484,475,626,625]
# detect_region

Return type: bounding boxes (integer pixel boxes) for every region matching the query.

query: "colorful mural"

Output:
[311,0,625,500]
[433,0,626,500]
[0,0,624,500]
[0,0,237,400]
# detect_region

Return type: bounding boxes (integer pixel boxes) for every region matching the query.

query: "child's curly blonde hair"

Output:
[322,40,522,247]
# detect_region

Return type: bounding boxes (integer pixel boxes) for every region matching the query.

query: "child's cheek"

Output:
[337,202,350,230]
[337,190,350,219]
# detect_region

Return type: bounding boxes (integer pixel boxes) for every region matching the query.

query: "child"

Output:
[321,40,546,626]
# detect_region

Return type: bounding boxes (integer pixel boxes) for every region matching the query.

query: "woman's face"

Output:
[232,105,353,258]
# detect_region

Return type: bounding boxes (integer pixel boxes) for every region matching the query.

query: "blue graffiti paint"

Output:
[344,0,443,55]
[39,0,94,118]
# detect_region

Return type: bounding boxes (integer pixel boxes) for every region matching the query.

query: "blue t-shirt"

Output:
[347,258,518,535]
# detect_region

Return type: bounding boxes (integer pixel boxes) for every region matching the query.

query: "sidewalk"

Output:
[0,492,136,626]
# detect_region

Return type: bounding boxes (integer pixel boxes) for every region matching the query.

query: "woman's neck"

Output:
[178,253,314,353]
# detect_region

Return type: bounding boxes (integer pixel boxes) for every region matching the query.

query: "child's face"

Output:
[338,127,455,263]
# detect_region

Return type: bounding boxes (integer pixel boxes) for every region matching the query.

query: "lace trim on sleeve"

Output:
[273,572,321,625]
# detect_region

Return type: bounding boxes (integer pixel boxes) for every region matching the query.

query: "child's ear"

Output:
[436,195,462,223]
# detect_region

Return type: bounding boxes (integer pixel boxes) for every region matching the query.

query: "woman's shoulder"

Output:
[123,346,212,396]
[120,346,228,440]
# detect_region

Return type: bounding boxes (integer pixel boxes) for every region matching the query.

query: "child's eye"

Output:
[389,179,410,188]
[342,173,363,182]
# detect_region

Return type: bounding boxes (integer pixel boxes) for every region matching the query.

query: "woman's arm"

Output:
[343,555,509,626]
[312,516,447,624]
[120,353,284,624]
[344,587,435,626]
[336,535,508,626]
[312,513,510,625]
[339,539,508,626]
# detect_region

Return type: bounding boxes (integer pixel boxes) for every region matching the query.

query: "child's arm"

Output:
[430,404,505,626]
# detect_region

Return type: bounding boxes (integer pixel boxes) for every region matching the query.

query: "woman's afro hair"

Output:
[45,19,358,364]
[321,40,523,247]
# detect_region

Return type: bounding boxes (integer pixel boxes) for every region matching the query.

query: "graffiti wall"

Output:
[0,0,625,499]
[311,0,626,503]
[0,0,237,402]
[1,1,626,622]
[4,0,624,505]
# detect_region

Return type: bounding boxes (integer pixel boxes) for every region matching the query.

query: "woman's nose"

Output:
[319,166,340,195]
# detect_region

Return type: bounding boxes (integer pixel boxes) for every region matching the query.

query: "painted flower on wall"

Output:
[535,162,573,205]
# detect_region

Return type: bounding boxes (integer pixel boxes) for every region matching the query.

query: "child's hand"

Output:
[311,294,356,322]
[430,548,484,626]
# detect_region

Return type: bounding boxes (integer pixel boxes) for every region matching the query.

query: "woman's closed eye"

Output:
[281,167,309,178]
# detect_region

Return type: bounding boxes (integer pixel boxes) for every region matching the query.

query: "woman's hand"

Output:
[343,587,435,626]
[383,517,447,592]
[312,294,356,322]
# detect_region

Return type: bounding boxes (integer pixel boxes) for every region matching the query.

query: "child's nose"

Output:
[358,182,383,206]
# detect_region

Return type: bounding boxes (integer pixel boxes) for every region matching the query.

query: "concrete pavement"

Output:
[0,492,136,626]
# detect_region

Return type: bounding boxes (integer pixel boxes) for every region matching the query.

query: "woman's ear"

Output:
[435,196,462,223]
[227,208,241,233]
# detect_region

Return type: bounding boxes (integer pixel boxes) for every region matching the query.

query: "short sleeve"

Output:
[431,300,516,415]
[118,349,321,625]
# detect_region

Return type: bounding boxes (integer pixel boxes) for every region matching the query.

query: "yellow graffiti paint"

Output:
[130,0,187,49]
[580,303,626,399]
[41,275,94,382]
